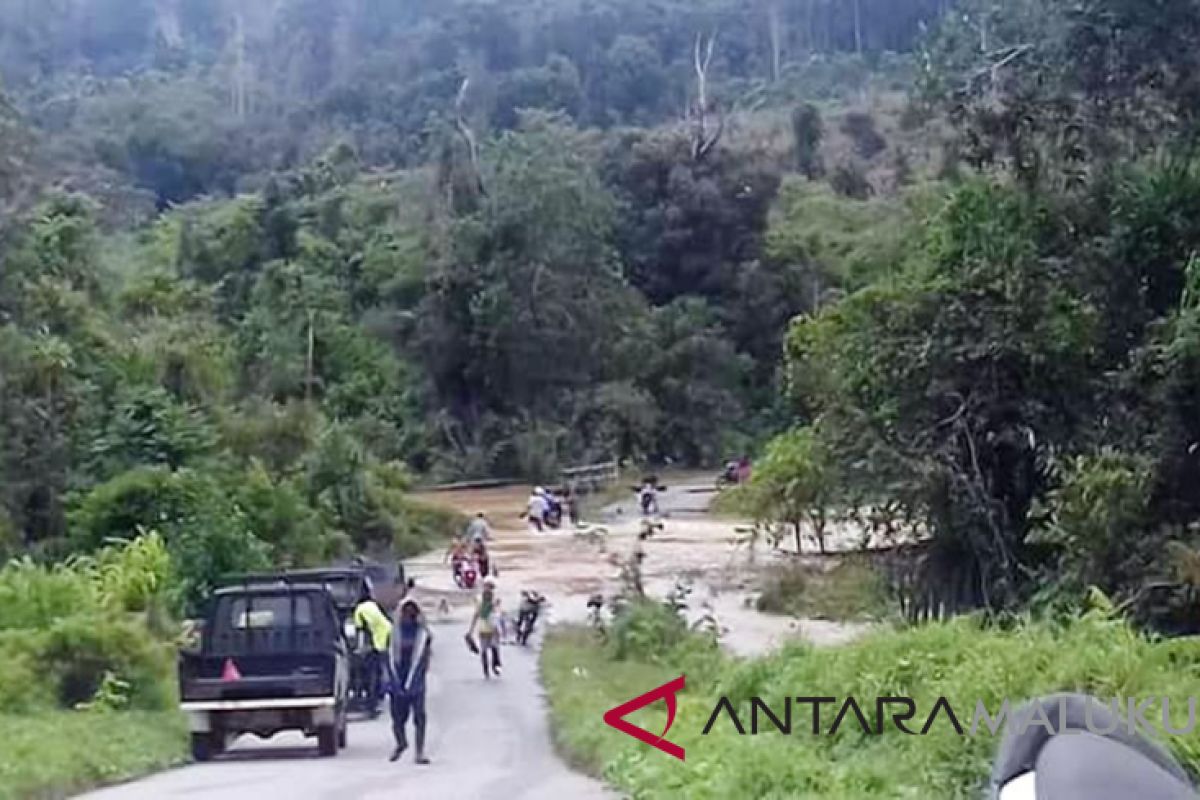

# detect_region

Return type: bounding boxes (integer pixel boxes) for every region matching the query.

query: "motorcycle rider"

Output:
[516,589,546,645]
[465,511,491,544]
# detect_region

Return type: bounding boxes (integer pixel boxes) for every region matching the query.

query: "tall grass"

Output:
[543,607,1200,799]
[0,711,186,800]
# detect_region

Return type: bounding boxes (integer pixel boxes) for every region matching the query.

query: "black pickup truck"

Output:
[179,582,350,760]
[221,563,408,714]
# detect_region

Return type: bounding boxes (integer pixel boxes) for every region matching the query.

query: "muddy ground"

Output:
[409,477,871,656]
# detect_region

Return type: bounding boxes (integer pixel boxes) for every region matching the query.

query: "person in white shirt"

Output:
[526,488,548,532]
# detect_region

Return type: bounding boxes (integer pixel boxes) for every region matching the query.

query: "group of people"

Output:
[351,574,538,763]
[525,485,579,531]
[350,492,570,764]
[349,507,543,764]
[445,512,494,586]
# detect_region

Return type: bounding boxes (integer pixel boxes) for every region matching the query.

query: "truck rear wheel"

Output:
[191,732,215,762]
[317,724,338,757]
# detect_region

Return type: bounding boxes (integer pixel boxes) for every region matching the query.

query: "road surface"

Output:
[82,612,615,800]
[81,474,865,800]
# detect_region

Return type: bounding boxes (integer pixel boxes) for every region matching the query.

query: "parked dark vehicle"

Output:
[179,583,349,761]
[222,562,410,714]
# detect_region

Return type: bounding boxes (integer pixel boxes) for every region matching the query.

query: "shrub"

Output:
[0,631,56,712]
[41,615,175,710]
[607,600,689,662]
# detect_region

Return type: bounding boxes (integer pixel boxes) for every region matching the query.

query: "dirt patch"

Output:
[406,479,874,656]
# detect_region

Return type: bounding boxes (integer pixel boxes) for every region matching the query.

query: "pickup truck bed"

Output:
[179,585,349,760]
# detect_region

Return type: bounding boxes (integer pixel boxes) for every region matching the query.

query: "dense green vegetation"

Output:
[1,0,957,572]
[544,601,1200,799]
[746,0,1200,621]
[0,535,187,797]
[6,0,1200,793]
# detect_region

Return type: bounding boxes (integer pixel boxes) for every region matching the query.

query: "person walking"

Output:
[526,488,548,532]
[468,576,502,678]
[352,589,392,717]
[388,598,433,764]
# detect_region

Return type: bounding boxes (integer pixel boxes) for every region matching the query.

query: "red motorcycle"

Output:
[453,556,478,589]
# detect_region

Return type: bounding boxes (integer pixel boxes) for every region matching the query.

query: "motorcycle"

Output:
[452,556,478,590]
[716,462,738,489]
[515,590,547,646]
[991,693,1197,799]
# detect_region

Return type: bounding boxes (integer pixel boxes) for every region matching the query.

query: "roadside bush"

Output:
[0,631,55,712]
[41,615,175,710]
[607,600,689,662]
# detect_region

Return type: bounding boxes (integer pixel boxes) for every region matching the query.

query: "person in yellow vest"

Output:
[353,589,392,717]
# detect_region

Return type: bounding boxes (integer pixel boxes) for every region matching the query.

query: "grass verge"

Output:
[0,710,187,799]
[542,606,1200,799]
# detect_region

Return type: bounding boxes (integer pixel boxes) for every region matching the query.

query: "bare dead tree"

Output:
[690,32,724,162]
[454,78,486,197]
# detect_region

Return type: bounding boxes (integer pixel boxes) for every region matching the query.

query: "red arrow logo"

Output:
[602,674,686,761]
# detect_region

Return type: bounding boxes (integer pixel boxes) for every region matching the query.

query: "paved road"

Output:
[82,619,615,800]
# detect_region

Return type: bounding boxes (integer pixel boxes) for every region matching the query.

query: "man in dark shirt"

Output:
[388,598,433,764]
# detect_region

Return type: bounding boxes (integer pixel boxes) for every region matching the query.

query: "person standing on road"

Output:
[388,598,433,764]
[468,576,502,678]
[526,488,548,532]
[353,590,392,718]
[466,511,492,544]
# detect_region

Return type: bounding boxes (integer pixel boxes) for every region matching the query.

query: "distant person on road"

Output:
[736,455,752,484]
[388,598,433,764]
[638,477,660,516]
[465,511,492,544]
[472,538,492,578]
[526,488,548,532]
[468,577,502,679]
[353,590,392,718]
[563,485,580,527]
